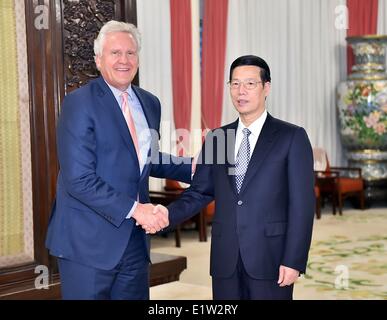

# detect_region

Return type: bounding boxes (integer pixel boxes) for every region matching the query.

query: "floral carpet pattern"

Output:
[295,209,387,300]
[151,208,387,300]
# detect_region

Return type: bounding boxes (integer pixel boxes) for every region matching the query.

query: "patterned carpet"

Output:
[151,208,387,300]
[295,209,387,300]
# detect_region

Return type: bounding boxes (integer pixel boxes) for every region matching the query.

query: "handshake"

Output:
[132,203,169,234]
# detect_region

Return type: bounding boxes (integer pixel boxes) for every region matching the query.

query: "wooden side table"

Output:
[0,253,187,299]
[149,253,187,286]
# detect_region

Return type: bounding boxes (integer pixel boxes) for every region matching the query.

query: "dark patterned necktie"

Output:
[235,128,251,193]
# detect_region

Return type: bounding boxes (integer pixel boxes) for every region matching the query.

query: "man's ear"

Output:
[264,81,271,98]
[95,55,101,70]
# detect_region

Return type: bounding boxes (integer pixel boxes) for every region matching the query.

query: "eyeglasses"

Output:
[228,79,263,90]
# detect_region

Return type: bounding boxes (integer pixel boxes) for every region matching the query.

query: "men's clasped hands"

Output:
[132,203,169,234]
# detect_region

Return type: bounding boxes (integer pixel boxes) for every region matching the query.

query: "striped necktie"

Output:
[235,128,251,193]
[121,92,140,159]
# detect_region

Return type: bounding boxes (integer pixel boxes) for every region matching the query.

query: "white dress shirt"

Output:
[234,110,268,162]
[106,82,151,172]
[105,81,151,219]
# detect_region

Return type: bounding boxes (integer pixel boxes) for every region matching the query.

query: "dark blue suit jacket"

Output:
[46,77,191,270]
[168,114,315,279]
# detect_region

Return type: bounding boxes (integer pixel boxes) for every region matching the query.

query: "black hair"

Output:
[229,55,271,83]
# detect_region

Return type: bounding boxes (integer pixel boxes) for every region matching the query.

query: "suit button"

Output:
[237,200,243,206]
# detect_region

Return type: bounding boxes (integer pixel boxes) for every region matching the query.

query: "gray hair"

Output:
[94,20,141,57]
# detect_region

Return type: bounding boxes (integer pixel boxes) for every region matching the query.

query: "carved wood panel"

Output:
[63,0,117,92]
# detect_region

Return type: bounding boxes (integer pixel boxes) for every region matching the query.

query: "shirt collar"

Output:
[104,80,135,102]
[237,109,267,137]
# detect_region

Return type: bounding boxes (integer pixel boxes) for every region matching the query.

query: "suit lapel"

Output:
[96,78,140,171]
[132,86,156,131]
[224,120,239,194]
[238,114,278,194]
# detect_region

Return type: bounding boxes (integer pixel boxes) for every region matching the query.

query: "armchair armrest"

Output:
[314,170,340,179]
[330,167,362,179]
[314,171,340,190]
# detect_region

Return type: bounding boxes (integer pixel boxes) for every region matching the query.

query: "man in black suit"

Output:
[160,55,315,300]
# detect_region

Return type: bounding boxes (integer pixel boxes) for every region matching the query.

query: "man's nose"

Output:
[118,53,129,64]
[238,84,248,94]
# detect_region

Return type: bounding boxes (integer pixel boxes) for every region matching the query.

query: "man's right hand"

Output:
[132,203,169,234]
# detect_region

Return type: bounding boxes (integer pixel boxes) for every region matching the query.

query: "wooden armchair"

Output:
[328,166,365,214]
[313,148,365,215]
[314,170,339,216]
[314,185,321,219]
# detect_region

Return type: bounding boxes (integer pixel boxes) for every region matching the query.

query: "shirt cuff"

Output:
[191,157,196,180]
[126,201,138,219]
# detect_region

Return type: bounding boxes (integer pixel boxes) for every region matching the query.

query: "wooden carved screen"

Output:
[0,0,137,299]
[64,0,117,91]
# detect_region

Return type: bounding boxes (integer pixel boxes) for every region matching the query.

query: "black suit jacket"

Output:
[168,114,315,279]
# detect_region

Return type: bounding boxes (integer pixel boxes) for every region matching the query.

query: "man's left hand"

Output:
[277,265,299,287]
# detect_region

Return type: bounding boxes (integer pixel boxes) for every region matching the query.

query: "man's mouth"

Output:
[237,99,249,106]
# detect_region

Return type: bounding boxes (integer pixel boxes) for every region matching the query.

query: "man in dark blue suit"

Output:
[45,21,192,300]
[164,55,315,300]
